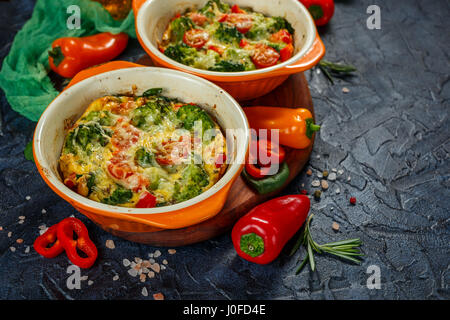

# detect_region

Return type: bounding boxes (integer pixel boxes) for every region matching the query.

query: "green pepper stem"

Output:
[48,46,65,67]
[309,123,321,132]
[305,118,320,139]
[240,233,265,257]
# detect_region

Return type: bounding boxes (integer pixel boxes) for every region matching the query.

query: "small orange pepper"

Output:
[243,107,320,149]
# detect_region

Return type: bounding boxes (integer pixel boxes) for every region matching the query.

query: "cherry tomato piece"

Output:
[226,13,253,33]
[107,162,134,180]
[251,44,280,69]
[270,29,293,44]
[189,13,208,26]
[183,29,210,49]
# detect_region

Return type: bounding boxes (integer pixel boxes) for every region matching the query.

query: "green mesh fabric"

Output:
[0,0,136,122]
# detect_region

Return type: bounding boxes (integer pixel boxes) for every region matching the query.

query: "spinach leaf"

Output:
[209,60,245,72]
[142,88,163,97]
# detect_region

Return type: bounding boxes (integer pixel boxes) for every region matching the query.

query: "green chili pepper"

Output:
[242,162,290,194]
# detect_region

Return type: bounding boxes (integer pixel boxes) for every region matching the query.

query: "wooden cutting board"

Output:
[103,55,315,246]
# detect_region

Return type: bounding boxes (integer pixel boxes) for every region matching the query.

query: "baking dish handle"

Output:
[278,32,326,76]
[65,61,143,90]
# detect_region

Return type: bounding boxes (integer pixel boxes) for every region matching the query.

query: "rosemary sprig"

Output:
[290,214,363,274]
[318,60,357,85]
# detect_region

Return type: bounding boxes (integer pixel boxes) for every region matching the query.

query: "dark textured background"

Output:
[0,0,449,300]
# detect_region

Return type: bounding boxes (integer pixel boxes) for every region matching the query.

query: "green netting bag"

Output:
[0,0,136,122]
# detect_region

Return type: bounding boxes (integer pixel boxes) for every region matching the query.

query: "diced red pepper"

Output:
[239,39,248,48]
[218,14,228,22]
[208,45,224,55]
[136,191,157,208]
[231,4,245,13]
[280,43,294,62]
[215,153,227,168]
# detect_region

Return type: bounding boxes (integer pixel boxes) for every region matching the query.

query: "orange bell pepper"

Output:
[48,32,129,78]
[243,107,320,149]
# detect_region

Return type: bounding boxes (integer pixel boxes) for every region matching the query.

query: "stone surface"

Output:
[0,0,449,299]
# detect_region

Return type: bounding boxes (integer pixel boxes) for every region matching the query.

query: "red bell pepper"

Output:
[56,217,98,269]
[48,32,129,78]
[298,0,335,26]
[33,224,65,258]
[232,195,310,264]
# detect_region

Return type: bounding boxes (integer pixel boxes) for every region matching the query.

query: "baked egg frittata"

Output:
[59,88,227,208]
[158,0,295,72]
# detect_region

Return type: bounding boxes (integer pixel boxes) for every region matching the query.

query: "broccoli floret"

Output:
[135,147,158,168]
[101,185,133,205]
[199,0,230,16]
[267,42,287,52]
[164,43,198,65]
[131,103,162,130]
[176,104,215,135]
[82,110,114,126]
[63,123,111,154]
[173,164,209,203]
[170,17,195,42]
[221,48,256,71]
[269,17,295,34]
[209,60,245,72]
[214,23,243,44]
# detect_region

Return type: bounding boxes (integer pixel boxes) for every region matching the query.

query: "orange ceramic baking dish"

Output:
[133,0,326,100]
[33,61,250,233]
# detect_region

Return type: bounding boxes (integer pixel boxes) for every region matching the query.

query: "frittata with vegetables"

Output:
[158,0,295,72]
[59,88,227,208]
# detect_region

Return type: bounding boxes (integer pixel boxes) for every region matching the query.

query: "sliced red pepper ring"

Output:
[33,224,65,258]
[56,217,98,269]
